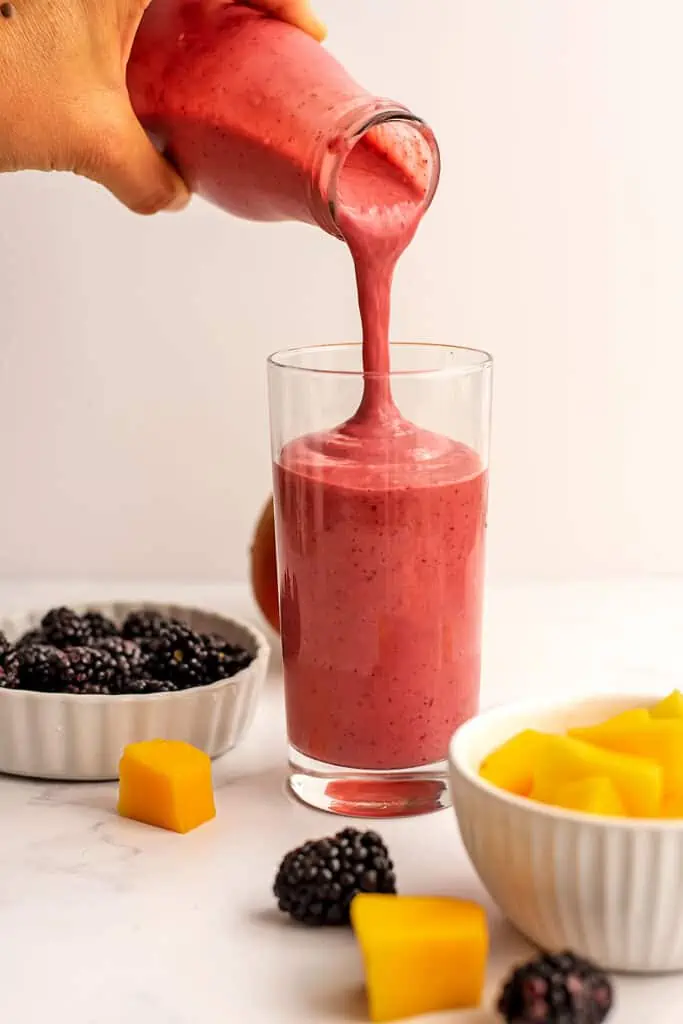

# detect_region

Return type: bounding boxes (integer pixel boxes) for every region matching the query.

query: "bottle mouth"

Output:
[312,102,441,239]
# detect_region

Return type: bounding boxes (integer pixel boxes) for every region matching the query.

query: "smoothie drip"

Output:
[288,126,455,466]
[335,139,424,425]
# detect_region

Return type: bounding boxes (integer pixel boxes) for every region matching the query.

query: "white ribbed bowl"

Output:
[449,693,683,973]
[0,602,270,782]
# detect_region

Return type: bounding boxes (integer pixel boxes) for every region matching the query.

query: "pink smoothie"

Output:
[277,431,487,770]
[129,2,487,771]
[277,134,487,771]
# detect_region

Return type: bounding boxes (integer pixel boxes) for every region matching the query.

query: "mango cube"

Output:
[351,894,488,1023]
[569,719,683,796]
[479,729,547,795]
[118,739,216,834]
[576,708,651,731]
[661,792,683,818]
[548,775,625,817]
[650,690,683,720]
[530,734,662,817]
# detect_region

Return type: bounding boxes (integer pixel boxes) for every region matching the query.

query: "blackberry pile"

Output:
[274,828,397,926]
[0,606,254,696]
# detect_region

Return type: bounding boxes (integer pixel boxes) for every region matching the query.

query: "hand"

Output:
[252,1,326,42]
[0,0,325,215]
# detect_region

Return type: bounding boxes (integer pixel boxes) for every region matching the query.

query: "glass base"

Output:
[287,746,451,818]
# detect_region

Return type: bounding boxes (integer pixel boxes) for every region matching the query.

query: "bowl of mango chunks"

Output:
[449,690,683,974]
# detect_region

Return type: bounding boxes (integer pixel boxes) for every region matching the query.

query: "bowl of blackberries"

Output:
[0,602,269,781]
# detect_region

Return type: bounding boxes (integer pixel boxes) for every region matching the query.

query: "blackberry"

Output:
[41,607,89,648]
[0,631,13,685]
[16,628,44,648]
[94,635,140,658]
[122,610,170,642]
[67,679,112,695]
[144,623,210,689]
[62,647,118,694]
[0,629,11,662]
[82,611,119,642]
[94,636,146,690]
[139,678,179,694]
[203,633,254,682]
[3,644,73,692]
[117,676,177,695]
[274,828,397,927]
[497,952,613,1024]
[117,676,152,695]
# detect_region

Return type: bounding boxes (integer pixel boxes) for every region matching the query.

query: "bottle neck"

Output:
[308,100,441,239]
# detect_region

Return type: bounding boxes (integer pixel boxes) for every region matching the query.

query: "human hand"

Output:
[251,0,326,42]
[0,0,325,215]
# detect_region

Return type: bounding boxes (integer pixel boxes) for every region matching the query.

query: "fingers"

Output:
[259,0,327,41]
[80,97,190,215]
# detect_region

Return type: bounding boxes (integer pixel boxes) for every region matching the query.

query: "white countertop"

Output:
[1,579,683,1023]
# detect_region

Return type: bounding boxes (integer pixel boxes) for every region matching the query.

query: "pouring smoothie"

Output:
[275,135,487,773]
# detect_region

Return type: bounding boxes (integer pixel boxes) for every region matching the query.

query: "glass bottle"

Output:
[128,1,440,236]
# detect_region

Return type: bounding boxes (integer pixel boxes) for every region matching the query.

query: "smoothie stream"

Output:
[128,2,488,772]
[276,143,487,771]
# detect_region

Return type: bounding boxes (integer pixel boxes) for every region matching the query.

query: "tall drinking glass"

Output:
[268,343,492,817]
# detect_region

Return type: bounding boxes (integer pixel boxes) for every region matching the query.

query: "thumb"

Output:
[264,1,327,41]
[82,99,190,215]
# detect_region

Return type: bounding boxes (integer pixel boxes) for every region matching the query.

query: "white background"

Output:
[0,0,679,583]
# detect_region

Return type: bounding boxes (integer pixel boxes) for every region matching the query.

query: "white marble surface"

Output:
[0,580,683,1022]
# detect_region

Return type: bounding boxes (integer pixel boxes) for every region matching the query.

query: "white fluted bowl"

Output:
[0,602,270,781]
[449,693,683,973]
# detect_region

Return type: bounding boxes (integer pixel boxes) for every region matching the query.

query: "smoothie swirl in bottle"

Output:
[128,2,488,774]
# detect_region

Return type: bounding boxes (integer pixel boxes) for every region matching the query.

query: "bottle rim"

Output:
[309,101,442,239]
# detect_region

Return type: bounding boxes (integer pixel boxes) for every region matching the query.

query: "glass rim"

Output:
[267,342,493,380]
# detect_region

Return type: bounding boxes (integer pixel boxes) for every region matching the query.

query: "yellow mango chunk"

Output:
[351,894,488,1023]
[650,690,683,720]
[530,734,662,817]
[569,719,683,796]
[479,729,547,796]
[661,792,683,818]
[577,708,651,731]
[549,776,625,817]
[118,739,216,834]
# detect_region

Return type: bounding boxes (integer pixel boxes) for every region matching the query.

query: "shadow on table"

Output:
[303,981,367,1023]
[28,781,115,813]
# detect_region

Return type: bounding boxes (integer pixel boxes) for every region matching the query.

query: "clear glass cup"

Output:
[268,343,493,817]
